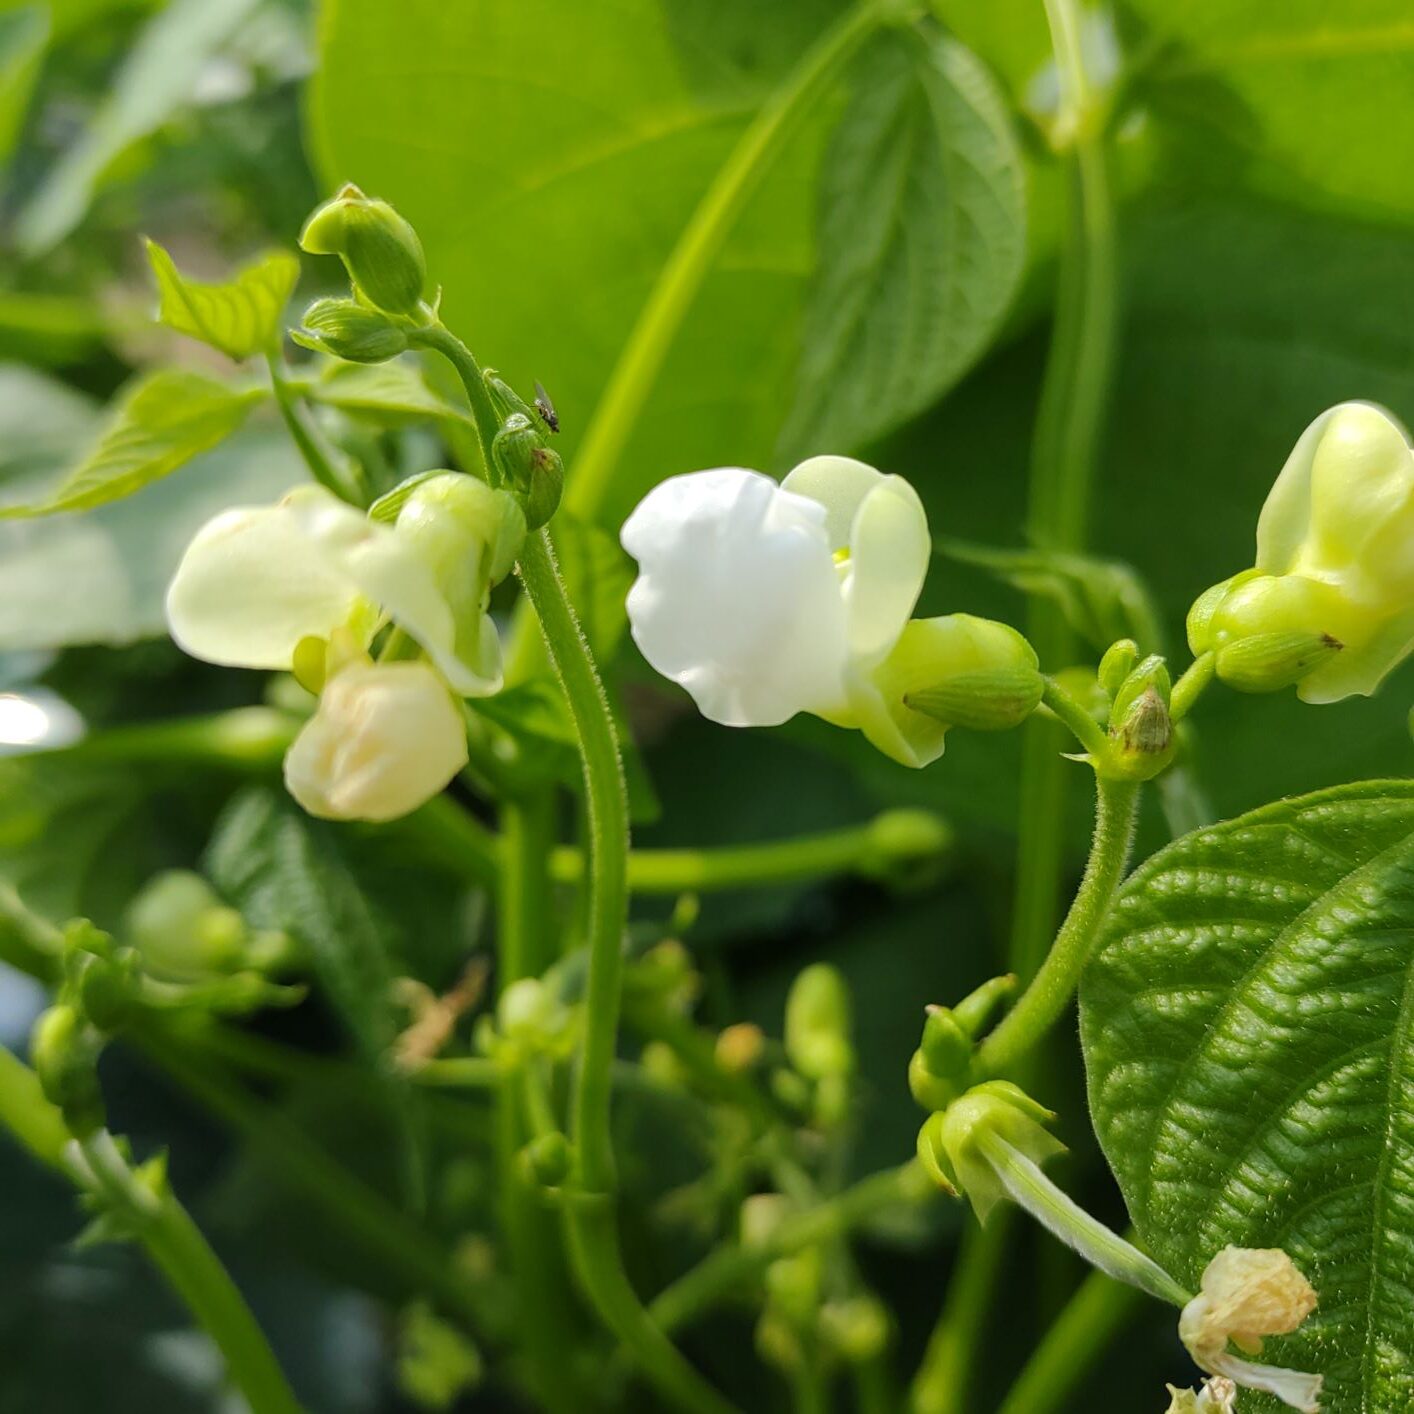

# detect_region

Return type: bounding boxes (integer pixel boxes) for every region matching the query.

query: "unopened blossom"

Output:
[1178,1247,1322,1413]
[283,661,468,822]
[1165,1377,1237,1414]
[1190,402,1414,702]
[621,456,1034,767]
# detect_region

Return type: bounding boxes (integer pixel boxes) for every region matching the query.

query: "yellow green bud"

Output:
[517,1131,572,1188]
[715,1022,764,1075]
[293,296,409,363]
[300,184,427,316]
[495,978,566,1044]
[784,963,854,1081]
[904,663,1044,732]
[820,1296,891,1365]
[1097,637,1139,699]
[492,412,563,529]
[1215,629,1343,693]
[31,1004,104,1138]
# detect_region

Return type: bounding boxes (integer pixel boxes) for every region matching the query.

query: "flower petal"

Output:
[1256,405,1341,576]
[166,488,366,670]
[1299,604,1414,703]
[781,455,888,548]
[621,468,849,726]
[283,661,468,822]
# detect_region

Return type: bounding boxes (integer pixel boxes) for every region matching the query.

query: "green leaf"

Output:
[312,0,855,523]
[204,786,399,1058]
[780,29,1026,457]
[940,539,1166,655]
[0,367,263,517]
[0,371,301,651]
[1080,781,1414,1413]
[303,360,474,427]
[14,0,263,254]
[146,241,299,362]
[0,6,46,176]
[1128,1,1414,227]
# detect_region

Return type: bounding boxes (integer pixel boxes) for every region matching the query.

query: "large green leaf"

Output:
[779,29,1025,458]
[146,241,299,362]
[1080,781,1414,1413]
[313,0,857,522]
[1129,1,1414,226]
[0,367,263,517]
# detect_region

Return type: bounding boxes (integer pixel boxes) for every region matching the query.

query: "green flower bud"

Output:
[1106,655,1174,780]
[517,1131,572,1188]
[1097,638,1139,700]
[934,1081,1066,1222]
[300,184,427,316]
[126,871,247,979]
[1108,654,1171,731]
[31,1004,104,1138]
[715,1021,764,1075]
[764,1249,822,1329]
[74,948,139,1033]
[784,963,854,1081]
[916,1111,956,1193]
[293,297,409,363]
[820,1295,891,1365]
[492,413,564,529]
[858,808,953,890]
[903,662,1045,732]
[496,978,567,1045]
[909,1006,970,1112]
[740,1193,792,1248]
[1215,629,1343,693]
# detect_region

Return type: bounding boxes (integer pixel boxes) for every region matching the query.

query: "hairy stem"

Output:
[978,774,1140,1078]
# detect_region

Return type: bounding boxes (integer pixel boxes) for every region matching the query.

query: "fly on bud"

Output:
[293,296,408,364]
[492,411,563,529]
[300,183,427,317]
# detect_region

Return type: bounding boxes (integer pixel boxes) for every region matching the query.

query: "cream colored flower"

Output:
[282,661,468,822]
[1178,1248,1322,1413]
[1165,1377,1237,1413]
[1191,402,1414,702]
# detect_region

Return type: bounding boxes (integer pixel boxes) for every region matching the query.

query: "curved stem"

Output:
[76,1130,305,1414]
[978,774,1139,1078]
[1170,651,1216,723]
[1009,0,1119,984]
[1040,676,1109,758]
[503,0,888,679]
[266,352,364,505]
[995,1269,1140,1414]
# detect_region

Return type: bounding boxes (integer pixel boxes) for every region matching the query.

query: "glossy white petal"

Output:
[166,488,366,670]
[621,468,848,726]
[783,455,931,662]
[282,662,468,822]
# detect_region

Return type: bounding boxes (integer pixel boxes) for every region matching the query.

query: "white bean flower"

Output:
[1189,402,1414,702]
[1178,1247,1322,1413]
[621,456,1036,768]
[167,475,523,822]
[283,661,468,822]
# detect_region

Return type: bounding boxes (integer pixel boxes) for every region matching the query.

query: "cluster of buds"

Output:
[1094,639,1176,780]
[907,974,1016,1113]
[778,963,855,1130]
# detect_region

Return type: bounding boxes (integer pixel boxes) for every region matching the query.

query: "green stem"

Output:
[978,774,1140,1079]
[266,352,364,504]
[650,1164,925,1335]
[503,0,888,679]
[406,325,503,474]
[1039,677,1109,758]
[500,793,556,980]
[995,1270,1140,1414]
[1170,651,1216,722]
[75,1130,305,1414]
[907,1211,1014,1414]
[1009,0,1119,984]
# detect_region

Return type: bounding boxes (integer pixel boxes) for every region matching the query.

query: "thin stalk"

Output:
[978,775,1140,1078]
[651,1164,924,1335]
[908,1211,1014,1414]
[1010,0,1120,983]
[266,352,364,504]
[1039,677,1109,759]
[995,1269,1140,1414]
[75,1130,305,1414]
[503,0,889,679]
[427,327,730,1413]
[1170,651,1216,722]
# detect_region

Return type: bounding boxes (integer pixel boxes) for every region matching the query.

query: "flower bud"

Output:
[740,1193,791,1248]
[300,184,427,316]
[858,808,953,889]
[1165,1378,1237,1414]
[715,1021,764,1075]
[31,1004,104,1138]
[283,662,469,822]
[903,662,1044,732]
[909,1007,970,1112]
[125,871,247,979]
[1105,655,1174,780]
[1215,629,1343,693]
[764,1249,822,1330]
[1097,638,1139,699]
[517,1131,572,1188]
[496,977,568,1045]
[492,413,563,529]
[820,1295,890,1365]
[293,296,409,363]
[784,963,854,1081]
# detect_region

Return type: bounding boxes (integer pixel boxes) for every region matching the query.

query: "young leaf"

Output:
[303,360,474,426]
[779,29,1026,458]
[146,241,299,362]
[1081,781,1414,1413]
[204,786,400,1058]
[941,539,1166,655]
[0,368,263,518]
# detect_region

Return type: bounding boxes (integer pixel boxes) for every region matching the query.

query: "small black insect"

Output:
[533,379,560,434]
